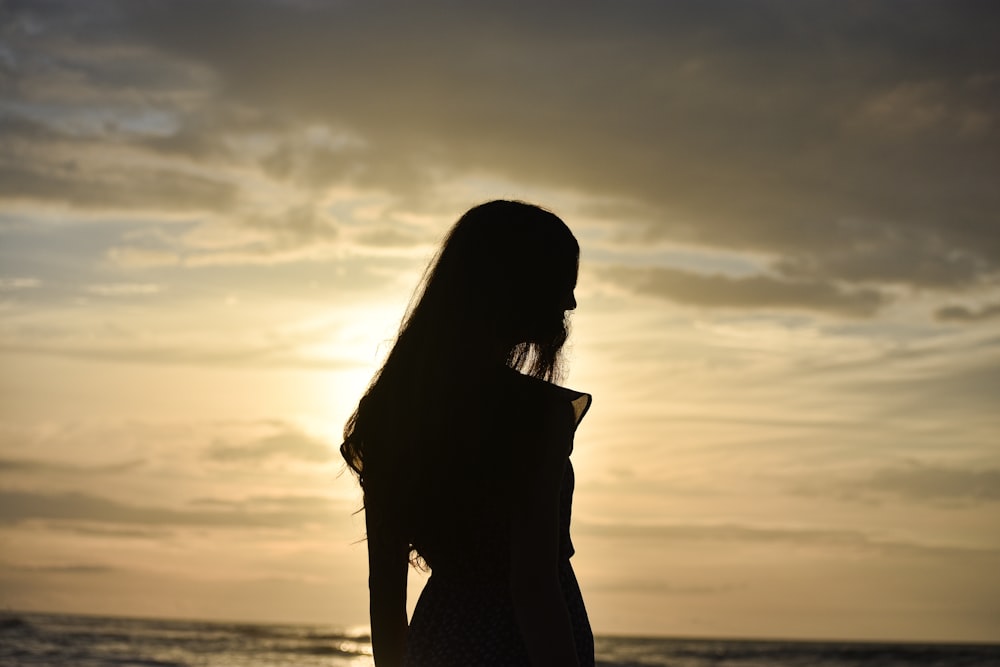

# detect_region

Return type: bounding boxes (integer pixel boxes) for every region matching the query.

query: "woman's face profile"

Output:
[520,259,577,346]
[562,266,578,313]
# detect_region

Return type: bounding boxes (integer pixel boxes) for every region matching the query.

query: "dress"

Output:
[402,380,594,667]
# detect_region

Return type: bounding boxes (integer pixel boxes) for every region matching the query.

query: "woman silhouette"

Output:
[342,200,593,666]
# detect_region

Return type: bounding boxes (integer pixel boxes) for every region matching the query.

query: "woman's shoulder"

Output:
[500,368,592,429]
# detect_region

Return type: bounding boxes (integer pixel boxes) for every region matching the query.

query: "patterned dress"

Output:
[402,386,593,667]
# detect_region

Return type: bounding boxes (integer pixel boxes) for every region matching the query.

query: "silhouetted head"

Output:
[406,199,579,377]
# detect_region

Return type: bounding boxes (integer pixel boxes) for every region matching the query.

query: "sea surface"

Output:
[1,612,997,667]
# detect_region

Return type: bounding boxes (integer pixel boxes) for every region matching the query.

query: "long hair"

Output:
[341,200,579,557]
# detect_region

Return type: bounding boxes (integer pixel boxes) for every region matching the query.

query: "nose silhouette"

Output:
[565,291,577,311]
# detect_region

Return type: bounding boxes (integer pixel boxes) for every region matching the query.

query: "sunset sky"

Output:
[1,0,998,643]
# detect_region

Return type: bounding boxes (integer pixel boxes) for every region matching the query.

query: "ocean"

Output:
[1,612,997,667]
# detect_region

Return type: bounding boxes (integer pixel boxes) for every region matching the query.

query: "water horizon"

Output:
[5,608,998,648]
[3,609,998,667]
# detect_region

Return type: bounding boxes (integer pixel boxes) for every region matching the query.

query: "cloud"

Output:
[935,302,1000,323]
[866,462,1000,503]
[833,347,1000,418]
[105,246,181,268]
[206,427,336,463]
[794,462,1000,506]
[188,494,339,510]
[59,524,172,539]
[85,283,162,296]
[771,226,994,289]
[0,490,341,529]
[574,520,998,558]
[0,159,240,214]
[0,457,143,475]
[587,579,744,595]
[601,265,888,316]
[0,342,361,369]
[0,277,41,290]
[0,328,363,369]
[4,563,118,574]
[125,1,1000,280]
[3,0,998,292]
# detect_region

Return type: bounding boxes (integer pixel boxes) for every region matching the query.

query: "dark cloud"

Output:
[124,0,1000,280]
[0,160,239,213]
[936,303,1000,323]
[866,462,1000,503]
[3,0,999,296]
[206,427,335,463]
[0,457,142,474]
[586,579,744,595]
[834,350,1000,418]
[0,489,340,528]
[241,204,339,243]
[0,115,239,213]
[577,521,867,545]
[5,563,117,574]
[601,265,887,316]
[574,520,998,559]
[60,524,171,539]
[0,339,361,369]
[773,228,993,289]
[189,494,337,510]
[795,462,1000,506]
[354,226,428,248]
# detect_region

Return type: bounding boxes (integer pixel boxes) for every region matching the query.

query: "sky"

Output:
[1,0,998,644]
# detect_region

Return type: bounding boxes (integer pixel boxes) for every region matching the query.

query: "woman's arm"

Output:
[509,399,581,667]
[366,504,409,667]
